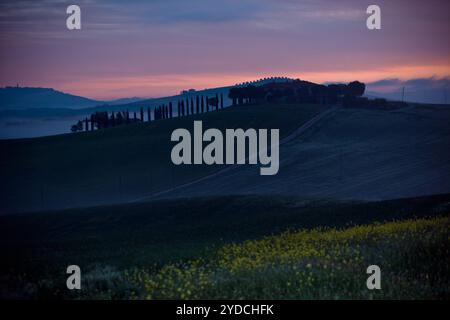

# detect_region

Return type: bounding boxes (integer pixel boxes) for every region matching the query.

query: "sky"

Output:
[0,0,449,102]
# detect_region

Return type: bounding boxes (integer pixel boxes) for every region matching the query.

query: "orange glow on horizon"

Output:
[55,63,450,100]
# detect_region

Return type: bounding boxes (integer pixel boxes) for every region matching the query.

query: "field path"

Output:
[130,106,340,202]
[136,105,450,201]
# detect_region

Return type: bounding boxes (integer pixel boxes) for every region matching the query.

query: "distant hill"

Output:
[0,87,103,110]
[0,78,295,115]
[0,86,233,120]
[0,85,233,117]
[106,97,145,105]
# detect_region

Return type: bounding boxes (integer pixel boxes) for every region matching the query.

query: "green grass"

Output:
[0,193,448,299]
[0,103,327,214]
[132,216,449,300]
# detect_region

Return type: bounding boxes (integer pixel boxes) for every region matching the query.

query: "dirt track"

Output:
[154,105,450,201]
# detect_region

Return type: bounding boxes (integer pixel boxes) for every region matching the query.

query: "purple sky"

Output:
[0,0,449,101]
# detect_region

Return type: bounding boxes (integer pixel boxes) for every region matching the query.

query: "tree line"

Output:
[228,80,366,106]
[71,93,224,132]
[71,79,377,133]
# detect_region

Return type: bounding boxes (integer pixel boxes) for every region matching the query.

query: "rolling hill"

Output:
[0,87,146,110]
[158,104,450,201]
[0,103,326,214]
[0,87,103,110]
[2,101,450,214]
[1,100,449,299]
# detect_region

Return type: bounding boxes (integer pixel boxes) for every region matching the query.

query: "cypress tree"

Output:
[90,114,94,130]
[196,96,200,114]
[215,93,219,111]
[147,107,151,122]
[140,107,144,122]
[201,96,204,113]
[220,93,224,109]
[169,102,173,118]
[191,97,194,114]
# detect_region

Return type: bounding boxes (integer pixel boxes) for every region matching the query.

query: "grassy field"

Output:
[0,193,448,299]
[0,103,327,214]
[133,216,449,300]
[169,105,450,201]
[1,101,448,300]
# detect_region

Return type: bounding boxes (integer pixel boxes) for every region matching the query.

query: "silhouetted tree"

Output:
[326,84,345,104]
[116,111,124,125]
[347,81,365,97]
[196,96,200,114]
[94,111,109,128]
[111,112,116,126]
[215,93,219,111]
[229,88,238,106]
[220,93,224,108]
[71,120,83,132]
